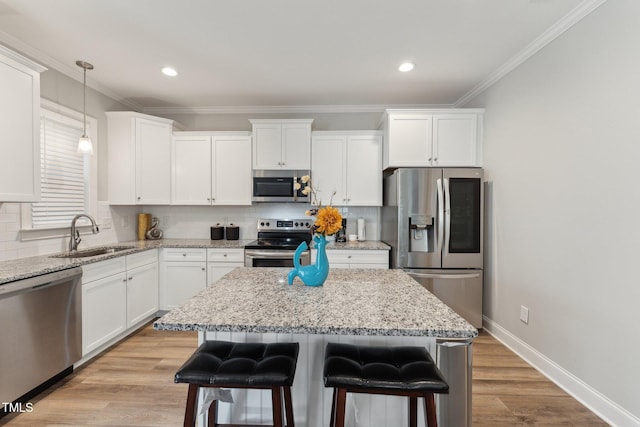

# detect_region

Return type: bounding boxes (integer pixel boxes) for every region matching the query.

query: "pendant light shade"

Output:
[76,60,94,155]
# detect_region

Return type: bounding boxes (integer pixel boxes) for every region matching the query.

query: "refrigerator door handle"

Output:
[407,271,481,280]
[437,178,444,255]
[443,178,451,255]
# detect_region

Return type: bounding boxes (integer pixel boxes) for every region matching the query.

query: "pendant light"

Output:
[76,60,94,154]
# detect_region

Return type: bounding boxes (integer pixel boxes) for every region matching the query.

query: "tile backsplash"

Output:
[0,202,380,262]
[135,204,380,241]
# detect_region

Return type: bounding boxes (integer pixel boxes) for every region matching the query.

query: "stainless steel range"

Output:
[244,219,312,267]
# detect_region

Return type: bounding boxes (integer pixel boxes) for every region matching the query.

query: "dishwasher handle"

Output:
[0,267,83,297]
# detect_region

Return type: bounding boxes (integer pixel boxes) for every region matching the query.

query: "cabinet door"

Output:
[172,136,212,205]
[0,53,41,202]
[212,136,252,205]
[282,124,311,169]
[432,114,478,166]
[126,262,159,328]
[311,135,346,205]
[135,118,172,204]
[346,135,382,206]
[160,261,207,310]
[386,114,433,167]
[82,273,127,355]
[252,124,283,169]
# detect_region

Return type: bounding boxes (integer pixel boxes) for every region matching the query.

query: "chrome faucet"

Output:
[69,214,99,251]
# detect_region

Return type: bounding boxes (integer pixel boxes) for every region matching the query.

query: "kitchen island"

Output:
[154,267,477,427]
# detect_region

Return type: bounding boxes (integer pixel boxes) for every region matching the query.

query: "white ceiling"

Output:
[0,0,600,112]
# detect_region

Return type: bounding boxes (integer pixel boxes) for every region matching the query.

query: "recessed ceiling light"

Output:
[398,62,415,72]
[162,67,178,77]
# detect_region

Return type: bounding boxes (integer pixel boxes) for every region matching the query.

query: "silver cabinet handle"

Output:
[201,267,205,271]
[128,276,133,281]
[182,253,187,257]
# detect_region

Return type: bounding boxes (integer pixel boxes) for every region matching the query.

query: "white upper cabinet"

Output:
[250,119,313,170]
[107,112,178,205]
[211,135,252,205]
[312,131,382,206]
[0,46,46,202]
[172,132,252,205]
[382,109,483,169]
[172,135,211,205]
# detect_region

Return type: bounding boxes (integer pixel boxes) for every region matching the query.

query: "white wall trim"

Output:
[482,316,640,427]
[142,103,453,115]
[454,0,609,107]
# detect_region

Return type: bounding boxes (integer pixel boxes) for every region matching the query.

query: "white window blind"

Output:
[30,112,90,228]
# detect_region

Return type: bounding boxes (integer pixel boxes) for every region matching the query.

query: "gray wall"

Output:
[466,0,640,422]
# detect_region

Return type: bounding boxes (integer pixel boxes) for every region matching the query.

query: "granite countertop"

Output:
[154,267,477,339]
[0,239,250,285]
[324,240,390,250]
[0,238,389,285]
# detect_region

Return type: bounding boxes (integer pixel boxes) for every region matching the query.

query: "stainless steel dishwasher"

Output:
[0,267,82,405]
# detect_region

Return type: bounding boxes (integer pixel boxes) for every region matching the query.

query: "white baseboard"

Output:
[482,316,640,427]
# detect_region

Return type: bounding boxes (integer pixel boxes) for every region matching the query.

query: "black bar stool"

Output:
[323,342,449,427]
[175,340,299,427]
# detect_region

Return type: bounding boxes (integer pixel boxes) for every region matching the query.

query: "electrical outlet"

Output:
[101,218,112,229]
[121,216,129,228]
[520,305,529,324]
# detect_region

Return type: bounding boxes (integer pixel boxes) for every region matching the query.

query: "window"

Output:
[21,100,97,232]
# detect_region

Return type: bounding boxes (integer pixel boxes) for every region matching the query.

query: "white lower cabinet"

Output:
[125,251,159,328]
[312,249,389,269]
[207,248,244,285]
[160,248,207,310]
[82,259,127,356]
[81,250,158,357]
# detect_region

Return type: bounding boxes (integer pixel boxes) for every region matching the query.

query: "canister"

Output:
[225,224,239,240]
[137,213,152,240]
[210,224,224,240]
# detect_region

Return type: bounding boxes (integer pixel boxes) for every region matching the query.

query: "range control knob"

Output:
[265,222,270,227]
[294,222,299,226]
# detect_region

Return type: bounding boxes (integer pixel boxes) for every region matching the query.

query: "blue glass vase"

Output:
[287,234,329,287]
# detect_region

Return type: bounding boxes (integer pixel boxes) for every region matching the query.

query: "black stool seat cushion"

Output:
[323,343,449,393]
[175,341,299,387]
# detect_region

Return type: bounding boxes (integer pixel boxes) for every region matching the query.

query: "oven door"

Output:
[244,249,310,267]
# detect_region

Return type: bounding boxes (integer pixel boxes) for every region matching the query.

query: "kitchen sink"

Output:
[51,246,135,259]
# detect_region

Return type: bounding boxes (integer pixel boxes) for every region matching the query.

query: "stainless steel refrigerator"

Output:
[382,167,483,328]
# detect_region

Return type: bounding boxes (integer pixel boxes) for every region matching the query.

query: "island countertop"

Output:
[154,267,477,339]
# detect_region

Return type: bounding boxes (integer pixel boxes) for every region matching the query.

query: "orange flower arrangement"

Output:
[296,175,342,237]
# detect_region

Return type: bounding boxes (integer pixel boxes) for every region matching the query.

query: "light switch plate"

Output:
[520,305,529,324]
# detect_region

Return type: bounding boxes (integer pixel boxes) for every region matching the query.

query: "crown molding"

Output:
[454,0,609,107]
[142,103,453,115]
[0,31,142,111]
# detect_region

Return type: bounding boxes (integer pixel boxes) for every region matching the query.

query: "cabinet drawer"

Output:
[325,250,389,265]
[207,248,244,263]
[126,249,158,269]
[162,248,207,262]
[82,257,126,283]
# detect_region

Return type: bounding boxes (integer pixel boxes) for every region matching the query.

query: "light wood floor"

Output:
[1,323,609,426]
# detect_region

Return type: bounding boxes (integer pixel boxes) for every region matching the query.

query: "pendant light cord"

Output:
[82,65,87,136]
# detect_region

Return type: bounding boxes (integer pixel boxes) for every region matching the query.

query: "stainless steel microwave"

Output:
[252,170,310,203]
